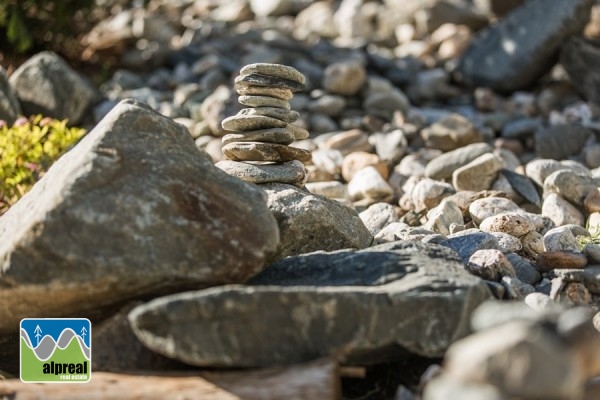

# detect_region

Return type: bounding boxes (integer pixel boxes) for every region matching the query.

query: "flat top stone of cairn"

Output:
[240,63,305,85]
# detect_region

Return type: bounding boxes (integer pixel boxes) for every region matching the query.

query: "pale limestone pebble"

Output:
[311,149,343,176]
[543,169,599,206]
[542,193,585,227]
[305,181,348,199]
[525,158,565,187]
[342,151,388,182]
[543,226,581,253]
[494,148,521,172]
[322,60,367,96]
[240,63,305,85]
[594,312,600,333]
[588,212,600,235]
[235,73,305,92]
[479,212,536,238]
[423,199,463,236]
[371,129,407,164]
[520,230,545,259]
[221,128,296,146]
[421,113,483,152]
[359,202,399,236]
[524,292,558,312]
[467,249,516,281]
[444,190,509,221]
[236,85,293,100]
[443,321,582,400]
[401,148,443,178]
[306,165,335,183]
[323,129,371,156]
[583,243,600,264]
[373,222,411,244]
[452,153,505,192]
[286,123,310,140]
[469,196,520,225]
[348,166,394,202]
[423,375,505,400]
[238,95,291,109]
[222,114,287,131]
[215,160,307,187]
[222,141,312,163]
[490,232,522,253]
[237,107,299,123]
[425,142,492,180]
[411,178,455,212]
[393,227,439,243]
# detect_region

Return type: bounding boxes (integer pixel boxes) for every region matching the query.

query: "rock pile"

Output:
[216,63,312,187]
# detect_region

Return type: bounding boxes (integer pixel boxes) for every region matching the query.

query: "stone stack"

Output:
[216,63,311,187]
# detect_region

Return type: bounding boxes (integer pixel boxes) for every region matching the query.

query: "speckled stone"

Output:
[221,128,296,145]
[543,226,581,252]
[223,142,312,162]
[490,232,522,253]
[216,160,308,187]
[467,249,516,281]
[520,230,545,259]
[305,181,348,199]
[469,197,521,225]
[479,212,536,238]
[222,114,287,131]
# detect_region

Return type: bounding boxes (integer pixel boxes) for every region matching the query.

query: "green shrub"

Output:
[0,1,95,54]
[0,115,85,214]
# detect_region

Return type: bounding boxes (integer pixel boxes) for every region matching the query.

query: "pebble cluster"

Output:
[216,63,311,187]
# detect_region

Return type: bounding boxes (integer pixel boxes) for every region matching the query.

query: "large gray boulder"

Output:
[129,241,491,368]
[0,67,21,124]
[8,51,101,124]
[263,183,373,263]
[0,99,279,338]
[454,0,593,92]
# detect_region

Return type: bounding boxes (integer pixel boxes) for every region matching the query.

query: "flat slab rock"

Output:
[455,0,593,92]
[129,241,491,368]
[0,99,279,339]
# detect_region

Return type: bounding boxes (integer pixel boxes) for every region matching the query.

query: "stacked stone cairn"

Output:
[216,63,311,187]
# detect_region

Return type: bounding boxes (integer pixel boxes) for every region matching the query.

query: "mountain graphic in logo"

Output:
[20,318,91,383]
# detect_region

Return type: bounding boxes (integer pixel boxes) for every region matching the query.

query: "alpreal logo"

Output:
[20,318,91,383]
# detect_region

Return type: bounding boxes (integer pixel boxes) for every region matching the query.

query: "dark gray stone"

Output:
[501,117,541,139]
[0,67,21,125]
[0,99,279,339]
[535,124,591,160]
[263,183,373,263]
[561,37,600,105]
[455,0,593,92]
[505,252,542,285]
[93,303,192,372]
[425,143,493,180]
[8,51,101,124]
[129,241,491,367]
[500,169,541,207]
[235,73,306,92]
[440,231,501,264]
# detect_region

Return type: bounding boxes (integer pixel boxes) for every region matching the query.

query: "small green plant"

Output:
[0,115,85,214]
